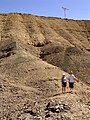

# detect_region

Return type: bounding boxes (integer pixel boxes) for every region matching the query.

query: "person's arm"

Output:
[75,77,79,82]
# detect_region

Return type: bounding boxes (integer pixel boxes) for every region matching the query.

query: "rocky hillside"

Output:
[0,13,90,120]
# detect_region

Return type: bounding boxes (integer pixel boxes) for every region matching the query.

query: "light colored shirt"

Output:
[63,76,66,82]
[69,74,75,82]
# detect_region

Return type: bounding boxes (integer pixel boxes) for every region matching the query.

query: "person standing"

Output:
[69,71,78,93]
[61,73,67,93]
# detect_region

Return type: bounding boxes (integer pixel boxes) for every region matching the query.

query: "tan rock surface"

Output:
[0,13,90,119]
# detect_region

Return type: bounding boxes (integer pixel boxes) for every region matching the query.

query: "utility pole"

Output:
[62,7,69,18]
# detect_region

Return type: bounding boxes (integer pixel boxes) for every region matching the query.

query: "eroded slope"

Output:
[0,13,90,119]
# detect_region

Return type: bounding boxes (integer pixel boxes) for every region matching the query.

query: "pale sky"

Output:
[0,0,90,20]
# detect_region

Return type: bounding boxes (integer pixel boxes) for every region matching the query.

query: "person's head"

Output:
[70,71,73,74]
[63,73,65,76]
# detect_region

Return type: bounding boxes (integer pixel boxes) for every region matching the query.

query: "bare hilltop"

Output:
[0,13,90,120]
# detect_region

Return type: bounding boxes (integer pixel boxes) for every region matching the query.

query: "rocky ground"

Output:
[0,75,90,120]
[0,13,90,119]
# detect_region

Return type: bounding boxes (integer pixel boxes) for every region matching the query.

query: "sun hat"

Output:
[63,73,65,76]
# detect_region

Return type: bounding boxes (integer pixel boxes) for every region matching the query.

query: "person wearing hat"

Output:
[61,73,67,93]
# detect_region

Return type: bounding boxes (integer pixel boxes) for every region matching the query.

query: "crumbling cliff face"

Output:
[0,13,90,119]
[0,13,90,84]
